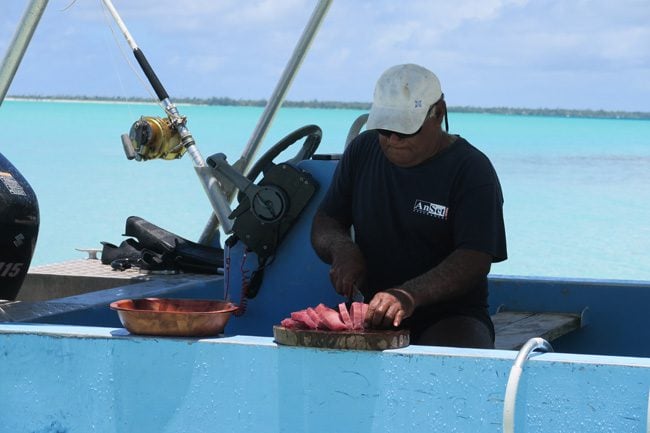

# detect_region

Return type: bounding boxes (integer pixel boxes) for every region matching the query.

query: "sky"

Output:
[1,0,649,112]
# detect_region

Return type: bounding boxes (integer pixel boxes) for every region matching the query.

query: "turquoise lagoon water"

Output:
[1,99,650,281]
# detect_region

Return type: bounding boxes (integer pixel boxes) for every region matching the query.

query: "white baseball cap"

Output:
[366,64,443,134]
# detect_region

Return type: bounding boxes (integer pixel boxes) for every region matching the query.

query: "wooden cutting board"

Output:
[273,325,409,351]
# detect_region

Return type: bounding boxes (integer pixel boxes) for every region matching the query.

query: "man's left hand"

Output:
[365,289,415,329]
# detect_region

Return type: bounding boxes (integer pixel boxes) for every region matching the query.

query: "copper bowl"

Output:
[110,298,238,337]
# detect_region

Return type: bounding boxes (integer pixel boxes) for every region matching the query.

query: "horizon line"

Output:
[5,95,649,120]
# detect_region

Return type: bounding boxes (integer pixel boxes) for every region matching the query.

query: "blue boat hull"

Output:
[1,320,649,433]
[2,160,650,432]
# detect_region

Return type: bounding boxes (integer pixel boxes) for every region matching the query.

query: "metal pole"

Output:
[199,0,332,244]
[236,0,332,171]
[0,0,49,106]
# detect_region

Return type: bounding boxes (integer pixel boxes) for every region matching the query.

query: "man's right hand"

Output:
[329,243,366,298]
[311,210,367,298]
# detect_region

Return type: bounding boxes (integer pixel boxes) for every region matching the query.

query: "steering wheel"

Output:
[245,124,322,183]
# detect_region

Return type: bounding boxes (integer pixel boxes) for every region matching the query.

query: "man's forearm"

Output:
[310,210,356,264]
[399,249,492,308]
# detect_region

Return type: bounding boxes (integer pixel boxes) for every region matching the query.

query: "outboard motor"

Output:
[0,153,39,301]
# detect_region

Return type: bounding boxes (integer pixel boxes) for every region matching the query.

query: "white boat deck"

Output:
[17,259,220,301]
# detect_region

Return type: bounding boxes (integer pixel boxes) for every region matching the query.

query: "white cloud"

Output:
[2,0,648,110]
[222,0,309,25]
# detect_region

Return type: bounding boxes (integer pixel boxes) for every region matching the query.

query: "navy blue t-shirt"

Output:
[318,130,507,314]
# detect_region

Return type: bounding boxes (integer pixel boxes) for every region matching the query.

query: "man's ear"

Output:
[435,100,449,132]
[433,102,446,124]
[435,101,446,118]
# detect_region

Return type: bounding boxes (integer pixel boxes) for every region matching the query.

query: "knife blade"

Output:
[349,284,364,303]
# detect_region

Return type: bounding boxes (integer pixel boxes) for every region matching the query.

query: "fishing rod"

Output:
[102,0,332,242]
[100,0,235,234]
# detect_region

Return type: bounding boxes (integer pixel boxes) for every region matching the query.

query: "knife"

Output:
[349,284,365,303]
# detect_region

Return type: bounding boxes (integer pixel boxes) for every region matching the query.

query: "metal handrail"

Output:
[646,389,650,433]
[0,0,49,105]
[502,337,554,433]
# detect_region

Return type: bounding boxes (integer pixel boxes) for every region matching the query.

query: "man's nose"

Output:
[387,132,402,143]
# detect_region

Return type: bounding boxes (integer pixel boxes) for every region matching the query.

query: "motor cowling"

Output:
[0,153,39,301]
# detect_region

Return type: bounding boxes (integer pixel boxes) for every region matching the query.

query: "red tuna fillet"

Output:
[280,318,307,329]
[338,303,353,329]
[314,303,348,331]
[290,310,318,329]
[350,302,367,330]
[306,307,327,330]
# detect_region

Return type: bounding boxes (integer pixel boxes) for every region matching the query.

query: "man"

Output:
[310,64,507,348]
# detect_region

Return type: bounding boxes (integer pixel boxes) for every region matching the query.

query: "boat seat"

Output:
[492,310,583,350]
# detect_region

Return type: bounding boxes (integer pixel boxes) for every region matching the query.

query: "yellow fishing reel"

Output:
[121,116,186,161]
